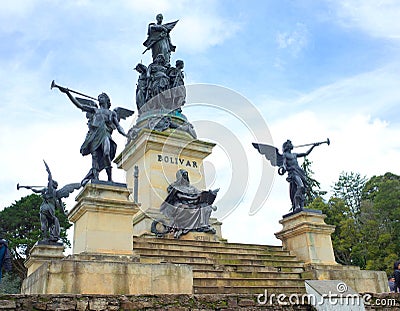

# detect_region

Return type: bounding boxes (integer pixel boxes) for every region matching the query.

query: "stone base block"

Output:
[275,211,337,265]
[68,182,139,255]
[25,243,64,277]
[302,263,389,294]
[21,254,193,295]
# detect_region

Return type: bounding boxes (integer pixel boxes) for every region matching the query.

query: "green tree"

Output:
[332,171,367,216]
[360,173,400,274]
[301,157,327,207]
[311,196,364,266]
[321,172,400,275]
[0,194,71,280]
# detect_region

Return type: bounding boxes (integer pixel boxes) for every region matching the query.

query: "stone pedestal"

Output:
[114,128,217,237]
[25,243,64,276]
[275,211,337,265]
[68,181,139,255]
[22,181,193,295]
[115,129,215,212]
[22,253,193,295]
[302,264,389,294]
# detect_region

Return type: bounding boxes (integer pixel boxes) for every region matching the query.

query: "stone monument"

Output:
[19,12,388,298]
[21,12,218,295]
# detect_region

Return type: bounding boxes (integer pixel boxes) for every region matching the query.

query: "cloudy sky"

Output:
[1,0,400,246]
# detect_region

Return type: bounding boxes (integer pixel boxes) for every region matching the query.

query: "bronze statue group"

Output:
[17,14,205,243]
[135,14,186,115]
[16,13,331,245]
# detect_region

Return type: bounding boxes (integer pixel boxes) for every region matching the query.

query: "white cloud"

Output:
[328,0,400,39]
[276,23,309,56]
[262,62,400,201]
[174,15,241,53]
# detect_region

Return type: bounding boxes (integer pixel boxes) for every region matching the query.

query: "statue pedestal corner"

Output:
[24,243,65,277]
[68,181,139,255]
[275,211,337,265]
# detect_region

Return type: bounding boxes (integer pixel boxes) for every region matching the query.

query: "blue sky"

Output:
[1,0,400,245]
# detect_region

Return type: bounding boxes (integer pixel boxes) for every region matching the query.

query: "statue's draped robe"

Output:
[160,175,214,230]
[80,108,117,172]
[143,21,177,64]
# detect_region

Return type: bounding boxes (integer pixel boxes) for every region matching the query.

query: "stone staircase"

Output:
[132,236,307,295]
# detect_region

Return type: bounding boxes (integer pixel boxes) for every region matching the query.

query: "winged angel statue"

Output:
[22,161,81,243]
[253,139,329,212]
[56,85,134,185]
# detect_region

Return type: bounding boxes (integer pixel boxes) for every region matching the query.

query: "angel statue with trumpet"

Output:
[253,138,330,212]
[17,160,81,243]
[51,81,134,185]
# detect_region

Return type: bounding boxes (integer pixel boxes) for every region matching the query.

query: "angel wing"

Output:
[252,143,283,167]
[43,160,52,179]
[114,107,134,121]
[56,183,81,199]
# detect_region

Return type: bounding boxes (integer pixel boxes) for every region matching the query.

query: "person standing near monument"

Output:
[143,13,178,65]
[0,239,12,281]
[393,261,400,292]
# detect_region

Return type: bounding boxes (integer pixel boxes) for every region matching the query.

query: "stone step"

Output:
[133,243,291,257]
[137,253,304,270]
[139,254,214,265]
[139,256,304,275]
[133,247,298,261]
[193,270,302,279]
[215,257,303,267]
[133,236,284,249]
[133,236,284,252]
[193,277,305,287]
[193,285,306,295]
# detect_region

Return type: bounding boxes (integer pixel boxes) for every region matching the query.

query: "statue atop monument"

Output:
[152,169,218,239]
[51,81,134,184]
[146,54,171,107]
[253,138,330,212]
[18,160,81,244]
[169,59,186,108]
[143,13,178,65]
[129,14,194,141]
[134,63,148,112]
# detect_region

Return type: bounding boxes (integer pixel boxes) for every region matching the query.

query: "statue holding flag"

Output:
[143,14,178,65]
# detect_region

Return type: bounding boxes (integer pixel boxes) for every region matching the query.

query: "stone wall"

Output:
[0,294,313,310]
[1,293,399,310]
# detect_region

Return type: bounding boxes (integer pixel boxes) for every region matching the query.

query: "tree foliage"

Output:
[0,194,71,280]
[332,171,367,216]
[301,157,327,207]
[0,272,21,294]
[320,171,400,275]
